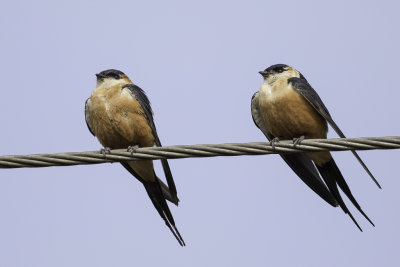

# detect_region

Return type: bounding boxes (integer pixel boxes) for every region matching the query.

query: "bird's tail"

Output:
[157,175,180,206]
[144,180,185,246]
[120,162,179,206]
[316,158,374,231]
[281,153,338,207]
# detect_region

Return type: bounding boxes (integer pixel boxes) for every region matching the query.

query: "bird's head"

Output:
[95,69,132,88]
[259,64,301,84]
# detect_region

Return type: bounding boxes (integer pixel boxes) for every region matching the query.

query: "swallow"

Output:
[84,69,185,246]
[251,64,380,231]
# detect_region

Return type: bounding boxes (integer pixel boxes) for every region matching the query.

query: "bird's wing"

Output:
[85,87,183,245]
[288,77,381,188]
[84,98,95,136]
[315,158,374,231]
[123,84,179,203]
[85,93,178,205]
[251,92,338,207]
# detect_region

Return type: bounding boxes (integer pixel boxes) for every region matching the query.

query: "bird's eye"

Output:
[276,68,285,73]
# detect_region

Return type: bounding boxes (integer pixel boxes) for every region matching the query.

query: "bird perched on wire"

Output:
[251,64,380,231]
[85,69,185,246]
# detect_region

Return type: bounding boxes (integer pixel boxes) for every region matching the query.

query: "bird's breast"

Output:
[87,87,154,148]
[258,82,327,140]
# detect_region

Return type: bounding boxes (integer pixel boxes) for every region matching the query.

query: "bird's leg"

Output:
[127,145,140,156]
[293,135,305,147]
[100,147,111,157]
[270,137,280,150]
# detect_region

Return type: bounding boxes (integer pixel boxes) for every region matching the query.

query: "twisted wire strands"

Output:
[0,136,399,169]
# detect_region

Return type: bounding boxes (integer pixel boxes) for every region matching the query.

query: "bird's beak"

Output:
[259,71,268,77]
[96,73,107,79]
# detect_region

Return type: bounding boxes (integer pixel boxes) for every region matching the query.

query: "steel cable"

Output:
[0,136,399,169]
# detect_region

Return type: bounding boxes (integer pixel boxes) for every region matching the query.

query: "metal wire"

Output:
[0,136,399,169]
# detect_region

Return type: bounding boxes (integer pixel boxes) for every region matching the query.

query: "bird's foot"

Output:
[100,147,111,157]
[270,137,280,150]
[127,145,140,156]
[293,135,305,147]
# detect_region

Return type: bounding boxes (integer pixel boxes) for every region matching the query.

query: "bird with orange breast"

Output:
[251,64,380,231]
[85,69,184,246]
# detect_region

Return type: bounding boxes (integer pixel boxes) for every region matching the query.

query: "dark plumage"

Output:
[252,64,379,231]
[85,70,184,246]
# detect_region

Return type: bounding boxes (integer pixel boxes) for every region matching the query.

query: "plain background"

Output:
[0,1,399,266]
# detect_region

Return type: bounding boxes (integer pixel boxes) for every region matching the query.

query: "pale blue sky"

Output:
[0,0,399,266]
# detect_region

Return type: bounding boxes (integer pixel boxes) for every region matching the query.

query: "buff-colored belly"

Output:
[259,87,327,140]
[87,87,154,149]
[259,84,330,165]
